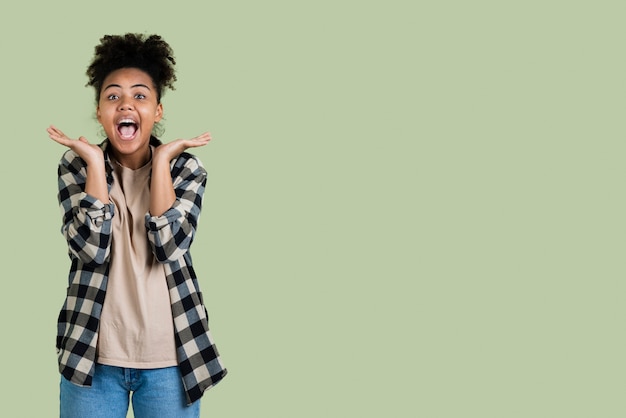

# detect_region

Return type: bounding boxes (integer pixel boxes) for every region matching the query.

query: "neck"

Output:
[111,146,152,169]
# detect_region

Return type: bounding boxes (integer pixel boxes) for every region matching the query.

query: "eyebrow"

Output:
[102,83,152,91]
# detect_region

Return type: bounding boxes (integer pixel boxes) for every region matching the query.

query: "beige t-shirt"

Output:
[97,153,178,368]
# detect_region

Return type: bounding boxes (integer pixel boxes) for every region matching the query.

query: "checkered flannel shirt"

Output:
[55,137,227,405]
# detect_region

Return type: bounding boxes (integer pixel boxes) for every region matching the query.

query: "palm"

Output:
[154,132,211,162]
[47,125,103,164]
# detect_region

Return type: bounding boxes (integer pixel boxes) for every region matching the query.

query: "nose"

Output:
[118,97,134,111]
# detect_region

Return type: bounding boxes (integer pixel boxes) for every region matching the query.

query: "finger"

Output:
[188,132,211,146]
[186,139,210,148]
[47,127,71,143]
[47,125,66,137]
[47,126,82,149]
[49,135,71,147]
[194,132,211,141]
[47,129,67,142]
[46,127,61,138]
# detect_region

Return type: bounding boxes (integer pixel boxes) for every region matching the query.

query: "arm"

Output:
[57,149,114,266]
[50,125,114,265]
[48,125,109,203]
[147,133,211,263]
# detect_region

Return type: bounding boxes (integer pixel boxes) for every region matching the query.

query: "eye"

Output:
[107,94,119,100]
[134,93,146,99]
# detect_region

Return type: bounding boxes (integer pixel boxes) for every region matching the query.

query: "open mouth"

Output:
[117,118,138,140]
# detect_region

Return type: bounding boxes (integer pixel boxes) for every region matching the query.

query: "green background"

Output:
[0,0,624,416]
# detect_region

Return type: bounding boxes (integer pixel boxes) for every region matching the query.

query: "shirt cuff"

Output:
[77,193,114,227]
[145,203,184,231]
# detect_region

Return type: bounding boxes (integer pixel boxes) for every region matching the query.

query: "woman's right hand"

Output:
[47,125,104,165]
[48,125,110,203]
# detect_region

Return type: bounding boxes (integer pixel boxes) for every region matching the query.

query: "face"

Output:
[97,67,163,168]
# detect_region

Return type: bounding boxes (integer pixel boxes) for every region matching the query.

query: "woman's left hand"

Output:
[149,132,212,217]
[153,132,212,163]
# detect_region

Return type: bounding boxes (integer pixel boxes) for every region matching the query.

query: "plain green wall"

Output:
[0,0,625,417]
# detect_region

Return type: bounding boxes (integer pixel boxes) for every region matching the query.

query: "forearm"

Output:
[63,196,113,265]
[85,160,109,204]
[145,153,206,263]
[150,156,176,217]
[58,152,113,265]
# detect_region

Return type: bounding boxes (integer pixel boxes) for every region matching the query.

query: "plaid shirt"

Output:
[55,137,227,405]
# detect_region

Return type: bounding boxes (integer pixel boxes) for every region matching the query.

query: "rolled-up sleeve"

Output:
[146,153,207,263]
[58,150,114,266]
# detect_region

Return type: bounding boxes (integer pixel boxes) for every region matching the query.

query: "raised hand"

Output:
[150,132,211,216]
[153,132,211,164]
[47,125,104,166]
[48,125,109,203]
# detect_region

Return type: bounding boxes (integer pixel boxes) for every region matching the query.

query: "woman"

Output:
[48,33,227,417]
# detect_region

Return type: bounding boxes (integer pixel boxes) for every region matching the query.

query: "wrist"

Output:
[86,158,105,171]
[152,152,172,168]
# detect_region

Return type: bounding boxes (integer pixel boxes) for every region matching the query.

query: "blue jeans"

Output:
[60,364,201,418]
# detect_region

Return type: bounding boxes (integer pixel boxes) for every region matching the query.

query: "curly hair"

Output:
[86,33,176,103]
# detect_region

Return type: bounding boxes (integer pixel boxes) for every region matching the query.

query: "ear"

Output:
[155,103,163,122]
[96,106,102,123]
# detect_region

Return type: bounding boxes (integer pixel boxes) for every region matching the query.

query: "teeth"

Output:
[118,118,136,124]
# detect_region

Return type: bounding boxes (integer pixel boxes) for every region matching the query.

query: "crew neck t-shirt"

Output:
[97,153,178,368]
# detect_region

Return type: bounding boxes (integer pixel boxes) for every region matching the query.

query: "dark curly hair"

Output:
[86,33,176,103]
